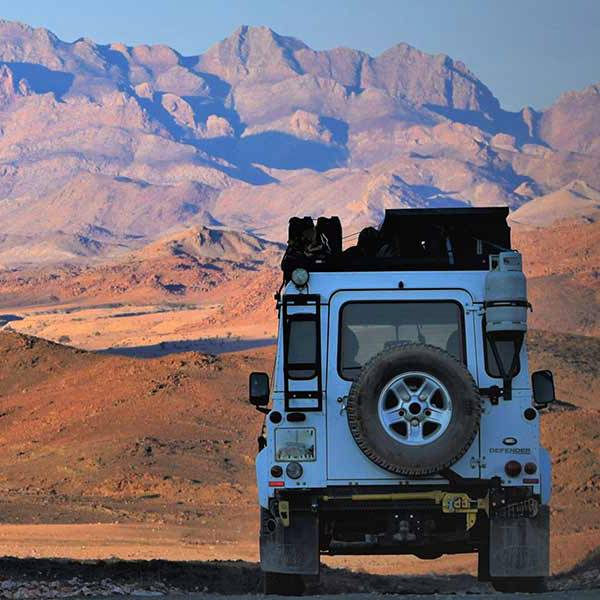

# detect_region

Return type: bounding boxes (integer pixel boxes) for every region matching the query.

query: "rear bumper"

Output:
[260,483,546,571]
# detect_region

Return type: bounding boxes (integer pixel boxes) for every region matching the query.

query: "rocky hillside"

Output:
[0,20,598,262]
[0,328,597,575]
[136,225,283,264]
[510,180,600,226]
[512,219,600,337]
[0,225,281,309]
[0,329,267,532]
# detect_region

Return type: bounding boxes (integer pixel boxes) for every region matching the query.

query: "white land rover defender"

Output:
[249,208,555,595]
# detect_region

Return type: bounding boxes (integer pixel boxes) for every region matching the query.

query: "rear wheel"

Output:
[263,571,305,596]
[491,577,547,593]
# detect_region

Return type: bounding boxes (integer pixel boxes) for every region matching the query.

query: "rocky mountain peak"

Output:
[0,19,63,71]
[365,42,499,113]
[198,25,307,84]
[540,80,600,155]
[0,19,60,47]
[231,25,308,52]
[0,19,34,36]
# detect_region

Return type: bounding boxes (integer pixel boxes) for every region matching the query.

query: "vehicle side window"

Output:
[483,324,521,378]
[339,301,465,381]
[286,316,318,380]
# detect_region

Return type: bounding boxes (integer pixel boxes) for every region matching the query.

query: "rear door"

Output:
[325,288,478,481]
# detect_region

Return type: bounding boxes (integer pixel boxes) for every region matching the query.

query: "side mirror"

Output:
[249,372,270,407]
[532,370,555,407]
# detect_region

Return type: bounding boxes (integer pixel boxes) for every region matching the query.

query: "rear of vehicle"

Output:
[249,209,555,595]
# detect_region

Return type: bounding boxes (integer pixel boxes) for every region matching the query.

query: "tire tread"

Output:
[346,343,482,476]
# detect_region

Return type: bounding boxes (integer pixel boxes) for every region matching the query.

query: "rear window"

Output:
[339,301,464,380]
[286,316,318,379]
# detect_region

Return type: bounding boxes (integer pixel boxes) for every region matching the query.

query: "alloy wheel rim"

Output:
[377,371,452,446]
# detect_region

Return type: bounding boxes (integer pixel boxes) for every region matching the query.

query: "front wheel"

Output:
[263,571,305,596]
[491,577,547,593]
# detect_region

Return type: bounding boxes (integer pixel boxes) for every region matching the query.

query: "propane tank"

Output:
[485,251,528,335]
[484,251,529,399]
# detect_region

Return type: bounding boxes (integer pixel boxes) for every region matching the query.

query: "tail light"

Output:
[505,460,522,477]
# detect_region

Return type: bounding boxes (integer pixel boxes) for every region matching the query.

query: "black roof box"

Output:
[380,207,510,256]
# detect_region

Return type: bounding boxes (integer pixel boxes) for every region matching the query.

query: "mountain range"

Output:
[0,19,598,262]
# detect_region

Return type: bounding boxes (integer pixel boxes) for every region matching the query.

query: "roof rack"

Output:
[281,207,511,278]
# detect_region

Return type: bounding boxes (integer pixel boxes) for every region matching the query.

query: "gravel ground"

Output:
[0,556,597,599]
[89,595,600,599]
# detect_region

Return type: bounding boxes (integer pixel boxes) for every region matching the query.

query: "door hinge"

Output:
[470,456,487,470]
[465,304,485,316]
[337,396,348,415]
[479,385,503,405]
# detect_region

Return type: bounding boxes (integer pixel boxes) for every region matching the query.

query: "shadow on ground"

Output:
[103,337,276,358]
[0,314,23,327]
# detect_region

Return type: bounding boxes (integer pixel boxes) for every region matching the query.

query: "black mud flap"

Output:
[488,504,550,578]
[260,507,319,575]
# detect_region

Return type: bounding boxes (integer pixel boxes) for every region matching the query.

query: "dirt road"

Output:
[0,555,596,599]
[83,594,600,600]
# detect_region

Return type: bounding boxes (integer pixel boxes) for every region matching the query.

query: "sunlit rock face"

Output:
[0,19,598,265]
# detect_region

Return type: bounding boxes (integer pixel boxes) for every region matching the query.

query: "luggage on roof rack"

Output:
[281,216,342,279]
[281,208,511,279]
[378,207,511,264]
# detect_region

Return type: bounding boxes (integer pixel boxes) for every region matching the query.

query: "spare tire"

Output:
[346,343,481,476]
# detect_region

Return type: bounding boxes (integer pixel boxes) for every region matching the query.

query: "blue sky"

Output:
[2,0,599,111]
